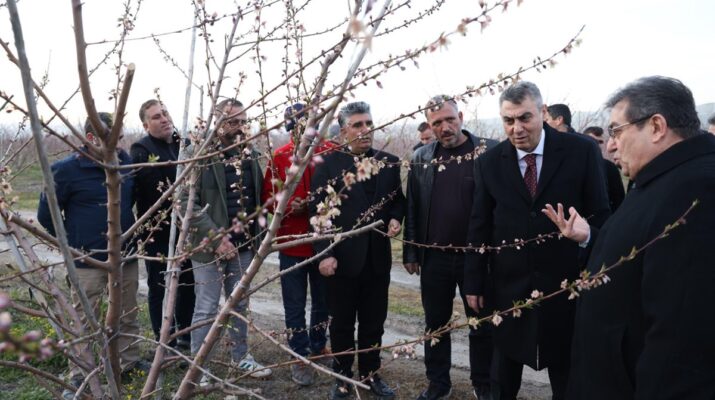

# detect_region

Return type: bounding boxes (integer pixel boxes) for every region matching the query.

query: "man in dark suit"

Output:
[310,101,405,400]
[404,95,497,400]
[464,81,610,400]
[544,76,715,400]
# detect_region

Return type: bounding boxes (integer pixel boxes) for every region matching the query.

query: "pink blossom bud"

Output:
[23,330,41,342]
[0,292,9,309]
[0,312,12,332]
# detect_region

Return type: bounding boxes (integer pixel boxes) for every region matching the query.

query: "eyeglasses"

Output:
[607,114,654,139]
[224,118,248,127]
[348,120,374,130]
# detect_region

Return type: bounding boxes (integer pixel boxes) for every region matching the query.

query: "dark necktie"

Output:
[523,153,537,197]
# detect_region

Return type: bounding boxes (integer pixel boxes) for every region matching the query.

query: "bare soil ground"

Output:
[0,215,552,399]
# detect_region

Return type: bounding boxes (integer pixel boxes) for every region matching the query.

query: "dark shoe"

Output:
[416,383,452,400]
[366,374,395,399]
[330,379,352,399]
[291,362,315,386]
[121,359,152,379]
[311,346,334,368]
[473,384,492,400]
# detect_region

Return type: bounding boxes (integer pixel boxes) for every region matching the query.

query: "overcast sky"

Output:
[1,0,713,132]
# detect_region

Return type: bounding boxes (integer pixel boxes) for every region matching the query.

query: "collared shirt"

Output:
[516,128,546,180]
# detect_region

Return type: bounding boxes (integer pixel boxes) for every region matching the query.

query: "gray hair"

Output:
[499,81,544,110]
[605,76,700,139]
[424,95,459,119]
[337,101,371,127]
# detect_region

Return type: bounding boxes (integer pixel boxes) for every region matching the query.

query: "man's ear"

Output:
[650,114,669,143]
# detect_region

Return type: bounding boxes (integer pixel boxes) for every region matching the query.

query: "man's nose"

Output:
[606,137,617,153]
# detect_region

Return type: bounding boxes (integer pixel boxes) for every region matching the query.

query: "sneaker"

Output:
[199,373,212,388]
[310,346,334,368]
[416,383,452,400]
[61,376,84,400]
[473,384,492,400]
[329,379,352,400]
[174,338,191,353]
[290,362,315,386]
[365,374,395,399]
[231,353,272,379]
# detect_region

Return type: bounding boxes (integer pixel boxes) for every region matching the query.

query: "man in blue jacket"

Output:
[38,112,145,397]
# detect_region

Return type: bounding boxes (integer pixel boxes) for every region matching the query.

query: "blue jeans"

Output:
[279,253,329,357]
[191,251,252,362]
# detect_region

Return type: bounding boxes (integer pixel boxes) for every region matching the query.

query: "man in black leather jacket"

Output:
[403,95,498,400]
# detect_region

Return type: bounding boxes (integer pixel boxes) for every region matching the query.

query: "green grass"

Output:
[7,163,43,211]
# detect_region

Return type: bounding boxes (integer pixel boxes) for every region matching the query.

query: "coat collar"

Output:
[634,131,715,188]
[500,123,566,203]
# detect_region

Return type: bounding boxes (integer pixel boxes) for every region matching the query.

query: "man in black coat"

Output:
[310,101,405,400]
[131,100,194,347]
[583,126,626,211]
[464,81,610,400]
[544,76,715,400]
[403,95,497,400]
[547,104,626,212]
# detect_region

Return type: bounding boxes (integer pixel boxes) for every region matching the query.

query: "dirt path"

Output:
[0,211,552,399]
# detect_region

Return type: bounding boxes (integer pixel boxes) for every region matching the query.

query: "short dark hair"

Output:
[583,126,604,137]
[417,121,430,132]
[215,98,244,117]
[139,99,161,123]
[424,95,459,119]
[708,113,715,126]
[499,81,544,109]
[547,104,572,127]
[605,76,700,139]
[84,112,113,135]
[337,101,371,127]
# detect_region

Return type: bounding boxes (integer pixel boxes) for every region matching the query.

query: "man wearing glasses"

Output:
[464,81,610,400]
[544,76,715,400]
[180,98,272,385]
[310,101,405,400]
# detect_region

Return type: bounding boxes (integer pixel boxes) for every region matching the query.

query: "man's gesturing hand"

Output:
[387,218,402,237]
[542,203,590,243]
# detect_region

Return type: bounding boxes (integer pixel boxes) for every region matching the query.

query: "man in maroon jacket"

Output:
[261,103,334,386]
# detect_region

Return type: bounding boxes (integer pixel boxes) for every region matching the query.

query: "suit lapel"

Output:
[336,151,370,206]
[502,144,533,204]
[534,129,566,200]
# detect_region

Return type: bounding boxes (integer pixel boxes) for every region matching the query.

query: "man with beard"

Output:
[404,95,497,400]
[180,98,271,385]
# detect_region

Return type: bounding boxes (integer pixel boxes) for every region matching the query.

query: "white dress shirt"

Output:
[515,128,546,180]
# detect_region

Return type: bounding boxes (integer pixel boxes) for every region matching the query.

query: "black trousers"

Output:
[326,262,390,378]
[146,257,195,341]
[492,347,568,400]
[421,249,493,390]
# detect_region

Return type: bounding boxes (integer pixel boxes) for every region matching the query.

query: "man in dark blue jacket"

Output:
[38,112,144,395]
